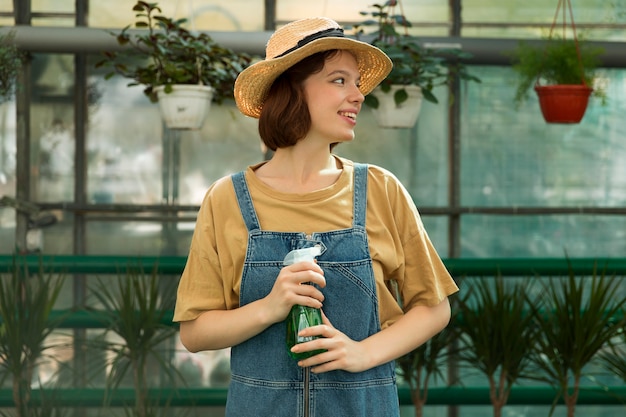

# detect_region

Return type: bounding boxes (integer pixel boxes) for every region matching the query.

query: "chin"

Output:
[336,132,356,143]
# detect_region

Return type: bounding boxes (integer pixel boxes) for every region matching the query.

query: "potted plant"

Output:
[527,264,626,417]
[510,38,604,124]
[0,255,67,417]
[509,0,605,124]
[354,1,479,128]
[0,31,23,103]
[88,263,181,417]
[455,275,541,417]
[95,1,252,130]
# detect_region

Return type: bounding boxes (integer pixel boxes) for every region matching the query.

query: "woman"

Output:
[174,17,458,416]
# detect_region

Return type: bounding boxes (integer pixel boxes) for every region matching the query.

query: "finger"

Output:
[285,261,324,275]
[291,270,326,288]
[295,284,325,303]
[320,310,334,328]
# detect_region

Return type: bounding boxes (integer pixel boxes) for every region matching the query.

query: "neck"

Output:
[254,147,341,193]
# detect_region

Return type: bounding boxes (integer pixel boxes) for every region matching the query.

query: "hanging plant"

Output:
[353,0,480,128]
[509,0,605,123]
[95,1,253,129]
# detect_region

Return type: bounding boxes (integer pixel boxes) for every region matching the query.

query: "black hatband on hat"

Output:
[275,28,345,58]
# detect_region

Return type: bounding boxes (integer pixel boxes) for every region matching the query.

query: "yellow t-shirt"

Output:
[174,156,458,329]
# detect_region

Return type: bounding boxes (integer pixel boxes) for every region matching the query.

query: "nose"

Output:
[350,83,365,104]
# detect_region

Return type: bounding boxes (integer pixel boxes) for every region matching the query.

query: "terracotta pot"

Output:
[155,85,214,130]
[534,84,593,124]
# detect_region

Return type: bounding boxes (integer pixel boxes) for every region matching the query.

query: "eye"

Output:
[332,77,346,85]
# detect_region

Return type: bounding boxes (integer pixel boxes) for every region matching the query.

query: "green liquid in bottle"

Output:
[283,245,326,360]
[286,304,325,360]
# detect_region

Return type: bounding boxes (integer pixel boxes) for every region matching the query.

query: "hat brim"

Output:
[234,36,392,118]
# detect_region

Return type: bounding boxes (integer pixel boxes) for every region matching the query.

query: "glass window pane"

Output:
[0,101,16,190]
[40,212,73,254]
[33,0,74,13]
[89,0,265,31]
[88,68,263,206]
[0,208,14,252]
[462,0,626,40]
[30,54,76,203]
[461,215,626,257]
[277,0,450,36]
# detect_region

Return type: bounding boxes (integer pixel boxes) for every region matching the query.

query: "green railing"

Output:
[2,255,626,276]
[1,255,626,408]
[0,386,625,407]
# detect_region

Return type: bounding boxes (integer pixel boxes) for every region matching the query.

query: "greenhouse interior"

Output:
[0,0,626,416]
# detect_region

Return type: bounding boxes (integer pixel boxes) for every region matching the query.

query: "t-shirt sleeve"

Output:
[383,170,459,311]
[173,182,229,322]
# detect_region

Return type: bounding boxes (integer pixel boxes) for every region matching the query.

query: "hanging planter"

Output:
[96,2,252,130]
[370,85,423,129]
[155,85,214,130]
[510,0,605,124]
[534,84,592,124]
[357,1,480,129]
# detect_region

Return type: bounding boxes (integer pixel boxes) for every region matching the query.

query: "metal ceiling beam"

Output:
[1,25,626,68]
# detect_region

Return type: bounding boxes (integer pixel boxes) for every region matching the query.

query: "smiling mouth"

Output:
[339,111,357,121]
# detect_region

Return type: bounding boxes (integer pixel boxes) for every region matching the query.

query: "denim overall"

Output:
[226,163,400,417]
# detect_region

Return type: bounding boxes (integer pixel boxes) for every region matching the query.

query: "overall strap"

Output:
[231,171,261,233]
[353,163,368,228]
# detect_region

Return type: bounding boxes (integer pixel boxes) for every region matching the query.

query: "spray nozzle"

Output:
[283,245,322,266]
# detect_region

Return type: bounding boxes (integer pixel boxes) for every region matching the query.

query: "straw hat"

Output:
[234,17,393,118]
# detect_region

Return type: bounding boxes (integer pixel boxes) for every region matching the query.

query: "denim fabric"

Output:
[226,164,400,417]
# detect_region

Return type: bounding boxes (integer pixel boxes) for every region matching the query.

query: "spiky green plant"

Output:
[89,264,180,417]
[455,275,540,417]
[396,324,457,417]
[0,256,66,417]
[598,320,626,385]
[528,265,626,417]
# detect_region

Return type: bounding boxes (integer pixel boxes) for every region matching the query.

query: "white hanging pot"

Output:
[371,85,423,129]
[155,84,214,130]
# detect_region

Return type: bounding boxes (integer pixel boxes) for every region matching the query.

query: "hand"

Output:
[262,261,326,325]
[290,311,372,374]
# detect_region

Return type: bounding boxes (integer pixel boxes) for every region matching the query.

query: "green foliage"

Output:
[528,265,626,417]
[396,325,457,417]
[354,1,480,108]
[599,321,626,384]
[89,264,180,417]
[0,31,25,103]
[510,38,605,105]
[455,276,541,417]
[95,1,252,103]
[0,256,67,417]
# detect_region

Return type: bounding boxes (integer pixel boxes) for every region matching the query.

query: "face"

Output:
[301,50,365,144]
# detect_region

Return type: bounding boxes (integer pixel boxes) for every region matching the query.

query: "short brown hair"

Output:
[258,50,340,151]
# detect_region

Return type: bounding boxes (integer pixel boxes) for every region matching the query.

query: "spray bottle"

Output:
[283,245,326,360]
